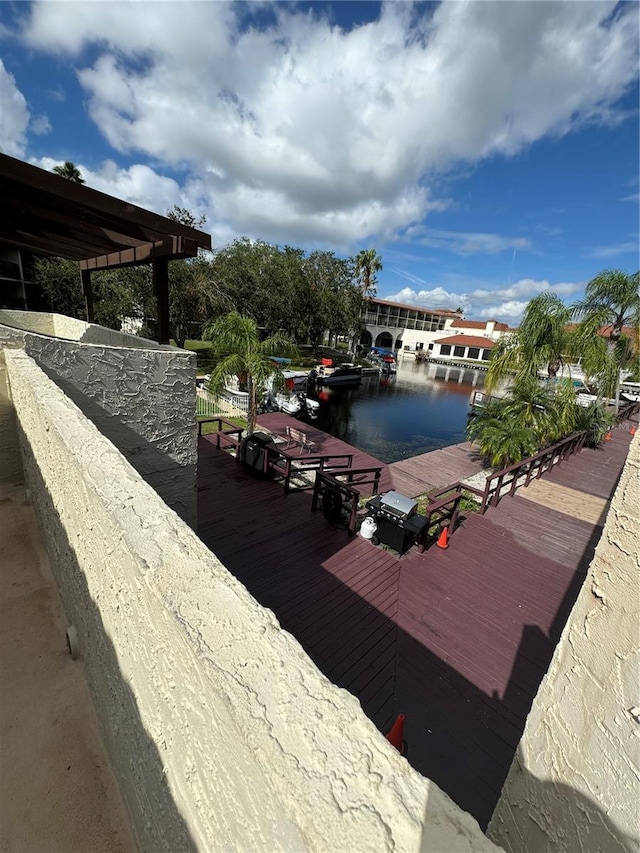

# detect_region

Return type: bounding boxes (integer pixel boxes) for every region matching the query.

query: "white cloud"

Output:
[30,114,51,135]
[403,227,532,255]
[384,276,584,324]
[18,0,639,246]
[0,59,29,157]
[385,285,471,313]
[586,241,639,258]
[469,278,582,300]
[478,301,529,321]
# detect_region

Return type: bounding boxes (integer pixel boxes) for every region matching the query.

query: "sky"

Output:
[0,0,638,324]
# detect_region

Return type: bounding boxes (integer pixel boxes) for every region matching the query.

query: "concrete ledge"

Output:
[0,310,165,349]
[488,432,640,852]
[1,316,197,527]
[6,349,500,852]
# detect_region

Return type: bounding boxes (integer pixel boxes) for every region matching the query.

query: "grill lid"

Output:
[379,490,417,518]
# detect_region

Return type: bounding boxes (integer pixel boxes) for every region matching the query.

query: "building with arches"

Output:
[359,298,510,357]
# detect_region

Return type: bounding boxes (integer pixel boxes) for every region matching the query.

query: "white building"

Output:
[359,298,511,358]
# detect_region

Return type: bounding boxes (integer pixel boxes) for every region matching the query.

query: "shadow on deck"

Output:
[197,414,636,829]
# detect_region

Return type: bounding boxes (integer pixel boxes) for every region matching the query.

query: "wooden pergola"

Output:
[0,153,212,343]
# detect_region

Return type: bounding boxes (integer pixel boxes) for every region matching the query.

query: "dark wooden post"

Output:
[153,258,170,344]
[80,268,94,323]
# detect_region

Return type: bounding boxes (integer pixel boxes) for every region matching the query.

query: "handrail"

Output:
[477,430,586,513]
[323,466,383,497]
[312,471,362,534]
[265,445,354,493]
[197,416,244,449]
[617,400,640,423]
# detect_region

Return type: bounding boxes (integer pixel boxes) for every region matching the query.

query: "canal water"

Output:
[311,359,486,463]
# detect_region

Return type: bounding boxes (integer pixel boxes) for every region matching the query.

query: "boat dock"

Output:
[197,410,638,828]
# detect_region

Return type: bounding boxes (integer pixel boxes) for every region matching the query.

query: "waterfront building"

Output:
[359,297,510,356]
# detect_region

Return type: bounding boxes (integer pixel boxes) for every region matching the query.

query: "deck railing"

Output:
[312,467,384,534]
[616,399,640,423]
[196,416,244,447]
[267,447,355,494]
[463,431,587,514]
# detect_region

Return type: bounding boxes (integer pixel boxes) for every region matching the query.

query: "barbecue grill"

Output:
[365,490,428,555]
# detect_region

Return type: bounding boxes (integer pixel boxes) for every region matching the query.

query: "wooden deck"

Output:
[197,411,638,830]
[388,441,487,497]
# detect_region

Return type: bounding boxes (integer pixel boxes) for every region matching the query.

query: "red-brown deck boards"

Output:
[388,441,487,496]
[197,415,635,831]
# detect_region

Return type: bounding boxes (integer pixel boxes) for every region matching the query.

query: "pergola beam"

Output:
[79,236,199,272]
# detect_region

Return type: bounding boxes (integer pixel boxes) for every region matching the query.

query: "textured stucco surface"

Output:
[0,310,163,349]
[488,432,640,853]
[1,316,197,526]
[0,351,23,485]
[7,349,501,853]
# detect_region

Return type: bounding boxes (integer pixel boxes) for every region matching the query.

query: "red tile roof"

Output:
[451,319,509,331]
[435,334,496,347]
[368,297,459,315]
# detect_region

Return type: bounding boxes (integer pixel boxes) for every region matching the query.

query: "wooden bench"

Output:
[284,425,317,454]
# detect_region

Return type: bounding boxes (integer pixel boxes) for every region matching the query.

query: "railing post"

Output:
[449,492,462,534]
[481,477,491,514]
[491,474,504,507]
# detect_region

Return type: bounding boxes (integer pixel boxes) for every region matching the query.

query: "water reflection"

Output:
[311,360,486,463]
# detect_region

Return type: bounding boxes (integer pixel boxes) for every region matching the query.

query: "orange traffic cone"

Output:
[436,526,449,549]
[386,714,405,753]
[604,431,612,442]
[630,425,637,436]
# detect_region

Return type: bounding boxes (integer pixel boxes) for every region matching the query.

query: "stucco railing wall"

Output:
[6,349,501,853]
[0,349,23,485]
[0,315,196,527]
[0,309,164,349]
[488,431,640,853]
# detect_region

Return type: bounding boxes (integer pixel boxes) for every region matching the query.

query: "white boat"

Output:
[620,382,640,402]
[274,392,302,415]
[311,361,362,387]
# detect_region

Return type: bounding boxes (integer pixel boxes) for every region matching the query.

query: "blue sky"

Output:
[1,1,638,323]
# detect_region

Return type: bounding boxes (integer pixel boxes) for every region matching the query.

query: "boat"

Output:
[274,392,302,415]
[620,381,640,402]
[281,369,309,392]
[310,359,362,387]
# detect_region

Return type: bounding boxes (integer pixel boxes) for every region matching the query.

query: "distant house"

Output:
[430,333,496,362]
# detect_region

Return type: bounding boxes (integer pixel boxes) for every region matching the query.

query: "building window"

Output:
[428,343,434,350]
[482,350,491,360]
[440,344,451,355]
[468,347,480,359]
[454,346,465,357]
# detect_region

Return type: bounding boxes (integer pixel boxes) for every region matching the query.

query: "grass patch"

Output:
[415,489,481,516]
[198,416,246,435]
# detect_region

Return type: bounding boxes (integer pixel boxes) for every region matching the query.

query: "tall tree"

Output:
[572,269,640,409]
[52,161,85,183]
[202,312,298,434]
[486,292,573,393]
[354,249,382,296]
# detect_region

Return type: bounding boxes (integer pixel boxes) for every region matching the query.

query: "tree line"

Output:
[33,229,382,351]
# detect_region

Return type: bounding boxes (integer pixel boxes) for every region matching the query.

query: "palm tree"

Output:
[572,269,640,410]
[486,292,572,393]
[202,312,298,434]
[52,161,85,184]
[354,249,382,296]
